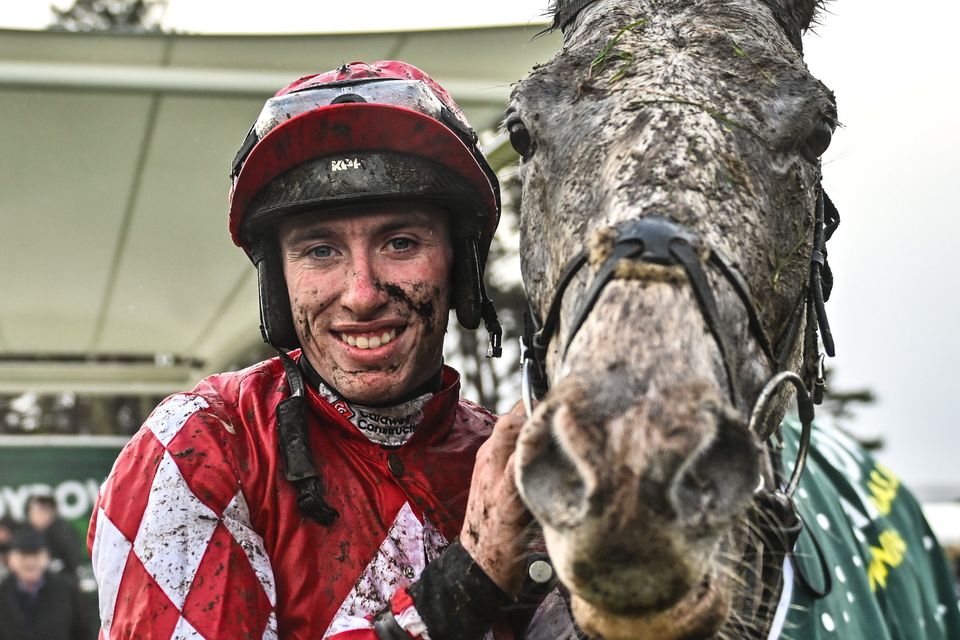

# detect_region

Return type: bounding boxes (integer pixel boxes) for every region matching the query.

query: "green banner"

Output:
[0,435,126,542]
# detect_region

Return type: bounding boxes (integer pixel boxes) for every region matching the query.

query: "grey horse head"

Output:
[510,0,836,637]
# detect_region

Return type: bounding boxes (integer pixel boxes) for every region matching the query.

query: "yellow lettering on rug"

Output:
[867,463,899,516]
[868,529,907,591]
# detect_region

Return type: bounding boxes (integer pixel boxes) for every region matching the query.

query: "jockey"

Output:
[87,61,559,639]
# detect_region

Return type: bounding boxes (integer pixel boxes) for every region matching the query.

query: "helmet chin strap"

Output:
[480,279,503,359]
[275,348,340,526]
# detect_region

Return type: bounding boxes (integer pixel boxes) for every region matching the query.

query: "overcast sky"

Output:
[2,0,958,496]
[802,3,960,497]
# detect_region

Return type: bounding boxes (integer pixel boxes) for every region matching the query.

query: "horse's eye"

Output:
[802,119,833,161]
[506,112,534,160]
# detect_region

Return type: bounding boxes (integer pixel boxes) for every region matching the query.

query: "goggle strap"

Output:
[231,124,259,178]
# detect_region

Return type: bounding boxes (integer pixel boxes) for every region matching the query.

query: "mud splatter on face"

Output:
[293,302,310,335]
[379,281,440,334]
[291,295,331,337]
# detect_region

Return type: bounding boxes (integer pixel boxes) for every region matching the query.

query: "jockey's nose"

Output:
[341,256,388,317]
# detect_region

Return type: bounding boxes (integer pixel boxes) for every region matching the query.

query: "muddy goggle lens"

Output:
[254,78,447,139]
[231,78,464,179]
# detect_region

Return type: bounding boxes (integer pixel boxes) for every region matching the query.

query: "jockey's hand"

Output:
[460,401,532,598]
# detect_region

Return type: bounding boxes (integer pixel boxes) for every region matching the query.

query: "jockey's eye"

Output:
[308,245,335,259]
[387,237,414,252]
[506,110,534,160]
[802,119,833,162]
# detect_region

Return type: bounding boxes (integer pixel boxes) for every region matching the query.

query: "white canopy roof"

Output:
[0,25,558,394]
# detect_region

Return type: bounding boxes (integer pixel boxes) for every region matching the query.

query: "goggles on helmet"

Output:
[232,78,476,180]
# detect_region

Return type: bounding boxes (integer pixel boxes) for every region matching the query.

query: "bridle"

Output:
[520,187,839,417]
[518,184,841,624]
[519,182,840,487]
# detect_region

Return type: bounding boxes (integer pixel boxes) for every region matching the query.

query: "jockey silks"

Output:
[88,357,502,638]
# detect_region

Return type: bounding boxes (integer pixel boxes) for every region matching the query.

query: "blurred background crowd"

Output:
[0,495,97,639]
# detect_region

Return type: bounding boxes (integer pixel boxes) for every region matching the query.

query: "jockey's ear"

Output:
[761,0,826,53]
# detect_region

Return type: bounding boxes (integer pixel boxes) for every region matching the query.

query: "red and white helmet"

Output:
[228,61,501,351]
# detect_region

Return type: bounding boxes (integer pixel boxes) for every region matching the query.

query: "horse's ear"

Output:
[760,0,827,52]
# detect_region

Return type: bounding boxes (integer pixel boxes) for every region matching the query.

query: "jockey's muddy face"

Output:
[279,202,453,404]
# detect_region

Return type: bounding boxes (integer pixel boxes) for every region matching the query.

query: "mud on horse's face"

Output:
[510,0,836,637]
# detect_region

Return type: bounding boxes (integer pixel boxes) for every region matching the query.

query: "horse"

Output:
[506,1,960,638]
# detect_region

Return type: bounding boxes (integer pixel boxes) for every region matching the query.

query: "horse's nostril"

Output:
[518,405,589,529]
[668,420,759,526]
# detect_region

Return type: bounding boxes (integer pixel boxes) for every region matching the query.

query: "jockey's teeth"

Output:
[340,328,397,349]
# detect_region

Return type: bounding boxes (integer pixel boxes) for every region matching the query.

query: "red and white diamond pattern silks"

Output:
[91,394,278,640]
[323,502,447,638]
[90,383,517,640]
